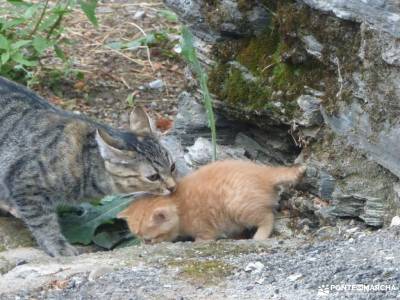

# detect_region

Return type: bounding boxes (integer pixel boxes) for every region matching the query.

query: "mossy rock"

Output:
[0,217,35,252]
[167,259,235,285]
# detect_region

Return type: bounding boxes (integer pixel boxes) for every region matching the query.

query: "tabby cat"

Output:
[0,76,176,256]
[119,160,305,243]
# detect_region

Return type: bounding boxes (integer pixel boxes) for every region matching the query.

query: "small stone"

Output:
[133,10,146,20]
[88,266,113,281]
[147,79,165,90]
[255,277,265,284]
[244,262,264,274]
[287,273,303,281]
[173,44,182,54]
[346,227,359,234]
[390,216,400,227]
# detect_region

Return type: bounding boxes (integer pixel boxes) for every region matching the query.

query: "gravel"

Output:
[2,224,399,300]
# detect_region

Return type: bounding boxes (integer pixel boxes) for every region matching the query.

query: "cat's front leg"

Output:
[15,198,78,257]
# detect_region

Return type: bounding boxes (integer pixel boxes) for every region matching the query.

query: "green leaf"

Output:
[92,220,133,249]
[108,34,157,50]
[2,18,26,30]
[54,45,66,61]
[0,35,10,50]
[11,40,31,49]
[79,0,98,27]
[180,26,197,66]
[11,52,37,66]
[158,10,178,22]
[59,192,150,245]
[32,36,50,54]
[180,26,217,161]
[1,52,10,65]
[126,93,135,107]
[39,14,58,31]
[23,3,39,19]
[115,238,141,249]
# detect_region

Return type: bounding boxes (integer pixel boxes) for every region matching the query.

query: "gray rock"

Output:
[302,0,400,38]
[2,227,400,299]
[301,35,324,60]
[296,94,323,127]
[184,137,248,168]
[147,79,165,90]
[133,10,146,20]
[390,216,400,227]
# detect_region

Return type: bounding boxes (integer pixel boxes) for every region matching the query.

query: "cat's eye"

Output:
[146,173,161,182]
[170,163,176,172]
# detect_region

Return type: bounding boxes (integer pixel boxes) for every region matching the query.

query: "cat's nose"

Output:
[165,178,176,192]
[167,185,176,192]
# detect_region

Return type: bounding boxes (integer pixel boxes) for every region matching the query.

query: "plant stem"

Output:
[46,0,70,39]
[30,0,50,38]
[181,27,217,161]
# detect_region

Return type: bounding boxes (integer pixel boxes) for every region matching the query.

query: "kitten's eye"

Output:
[146,173,161,182]
[170,163,176,172]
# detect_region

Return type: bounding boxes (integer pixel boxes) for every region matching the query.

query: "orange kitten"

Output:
[118,160,305,244]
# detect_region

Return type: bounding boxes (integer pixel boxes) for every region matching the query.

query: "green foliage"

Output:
[58,193,144,249]
[157,9,178,22]
[181,26,217,161]
[126,92,136,107]
[0,0,98,82]
[107,31,169,50]
[78,0,98,27]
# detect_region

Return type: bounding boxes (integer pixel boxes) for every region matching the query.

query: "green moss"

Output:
[167,259,235,284]
[207,1,363,121]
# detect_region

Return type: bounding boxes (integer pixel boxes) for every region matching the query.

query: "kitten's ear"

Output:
[129,106,154,135]
[117,208,129,220]
[95,129,130,161]
[152,207,170,224]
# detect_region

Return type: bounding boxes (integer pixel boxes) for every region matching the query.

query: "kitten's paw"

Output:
[43,242,79,257]
[298,164,307,174]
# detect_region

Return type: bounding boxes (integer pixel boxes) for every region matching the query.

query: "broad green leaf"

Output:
[1,52,10,65]
[59,192,150,245]
[2,18,26,30]
[39,14,58,31]
[33,36,50,54]
[92,221,133,249]
[0,35,9,50]
[11,52,37,66]
[158,10,178,22]
[79,0,98,27]
[23,3,39,19]
[11,40,31,49]
[54,45,66,60]
[115,238,141,249]
[6,0,29,7]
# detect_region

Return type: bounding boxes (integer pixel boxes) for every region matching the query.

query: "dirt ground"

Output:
[33,0,186,129]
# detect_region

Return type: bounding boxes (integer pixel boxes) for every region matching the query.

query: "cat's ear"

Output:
[129,106,154,135]
[152,207,170,224]
[95,129,130,162]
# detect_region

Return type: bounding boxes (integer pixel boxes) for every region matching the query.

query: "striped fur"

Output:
[0,76,176,256]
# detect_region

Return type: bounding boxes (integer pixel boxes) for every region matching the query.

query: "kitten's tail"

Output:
[266,165,306,187]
